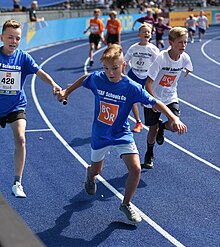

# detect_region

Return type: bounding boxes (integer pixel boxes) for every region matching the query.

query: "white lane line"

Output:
[201,36,220,66]
[25,129,52,132]
[179,98,220,120]
[128,115,220,172]
[31,42,186,247]
[187,71,220,89]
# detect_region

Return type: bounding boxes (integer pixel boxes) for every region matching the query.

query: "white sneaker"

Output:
[119,203,142,224]
[12,182,26,198]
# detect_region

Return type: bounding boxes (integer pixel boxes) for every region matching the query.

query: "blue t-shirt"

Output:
[83,71,157,149]
[0,48,39,117]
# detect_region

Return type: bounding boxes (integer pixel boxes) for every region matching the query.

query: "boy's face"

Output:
[1,27,21,55]
[94,11,100,18]
[139,27,152,41]
[169,34,188,55]
[103,57,125,83]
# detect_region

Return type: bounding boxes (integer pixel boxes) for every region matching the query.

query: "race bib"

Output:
[90,25,99,33]
[0,70,21,95]
[159,74,176,87]
[98,101,119,125]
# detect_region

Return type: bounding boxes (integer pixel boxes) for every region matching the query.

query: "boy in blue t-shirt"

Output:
[58,44,187,224]
[0,19,61,198]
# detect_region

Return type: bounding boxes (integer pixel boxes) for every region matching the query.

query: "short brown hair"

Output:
[168,27,188,41]
[2,19,21,33]
[100,44,123,62]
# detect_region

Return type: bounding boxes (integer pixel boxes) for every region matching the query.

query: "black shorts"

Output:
[144,102,180,126]
[156,33,163,41]
[107,33,119,45]
[0,110,26,128]
[89,33,101,46]
[198,27,206,34]
[188,28,195,34]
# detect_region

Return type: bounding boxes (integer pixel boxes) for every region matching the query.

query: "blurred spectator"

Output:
[29,1,44,22]
[63,0,71,10]
[13,0,26,12]
[119,5,127,14]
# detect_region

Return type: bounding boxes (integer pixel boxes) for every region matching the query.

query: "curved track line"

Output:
[179,98,220,120]
[201,36,220,66]
[31,42,186,247]
[128,115,220,172]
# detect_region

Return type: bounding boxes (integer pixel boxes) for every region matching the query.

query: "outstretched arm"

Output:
[57,74,88,102]
[36,69,62,96]
[153,100,187,135]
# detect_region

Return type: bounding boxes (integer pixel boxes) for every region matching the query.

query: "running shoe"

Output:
[12,182,26,198]
[84,168,96,195]
[132,122,143,133]
[119,203,142,224]
[89,60,94,67]
[156,120,164,145]
[141,152,154,169]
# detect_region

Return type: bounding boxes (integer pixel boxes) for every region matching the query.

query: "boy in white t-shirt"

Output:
[196,10,209,42]
[184,14,197,43]
[143,27,193,169]
[124,23,159,132]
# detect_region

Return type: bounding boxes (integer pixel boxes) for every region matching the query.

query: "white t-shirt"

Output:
[185,17,197,31]
[197,15,208,30]
[146,49,193,106]
[125,42,160,79]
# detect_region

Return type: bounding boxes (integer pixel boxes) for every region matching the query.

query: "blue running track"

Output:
[1,27,220,247]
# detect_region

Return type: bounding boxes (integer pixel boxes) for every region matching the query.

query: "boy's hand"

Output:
[170,118,187,135]
[52,84,62,96]
[57,89,68,103]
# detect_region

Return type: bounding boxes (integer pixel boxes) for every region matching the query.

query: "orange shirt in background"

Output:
[90,18,104,34]
[106,19,121,34]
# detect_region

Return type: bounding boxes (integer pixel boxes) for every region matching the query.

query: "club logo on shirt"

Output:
[6,72,11,78]
[98,101,119,125]
[159,74,176,87]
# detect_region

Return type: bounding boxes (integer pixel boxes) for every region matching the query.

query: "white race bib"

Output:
[0,70,21,95]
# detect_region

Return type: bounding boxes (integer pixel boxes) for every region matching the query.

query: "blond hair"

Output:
[2,19,21,33]
[109,10,117,17]
[168,27,188,41]
[139,23,153,32]
[100,44,123,62]
[158,16,164,21]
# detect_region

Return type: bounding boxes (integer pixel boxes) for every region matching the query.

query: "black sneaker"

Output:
[156,120,164,145]
[84,168,96,195]
[141,152,154,169]
[89,60,94,67]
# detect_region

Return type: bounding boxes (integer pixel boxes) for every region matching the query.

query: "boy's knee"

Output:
[15,134,26,147]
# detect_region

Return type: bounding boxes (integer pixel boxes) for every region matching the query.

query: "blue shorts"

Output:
[127,69,147,88]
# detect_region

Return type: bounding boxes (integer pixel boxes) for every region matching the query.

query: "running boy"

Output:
[105,10,121,46]
[58,44,187,223]
[184,14,197,43]
[0,19,61,197]
[84,8,105,67]
[143,27,193,169]
[154,17,171,49]
[124,23,159,132]
[196,10,209,42]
